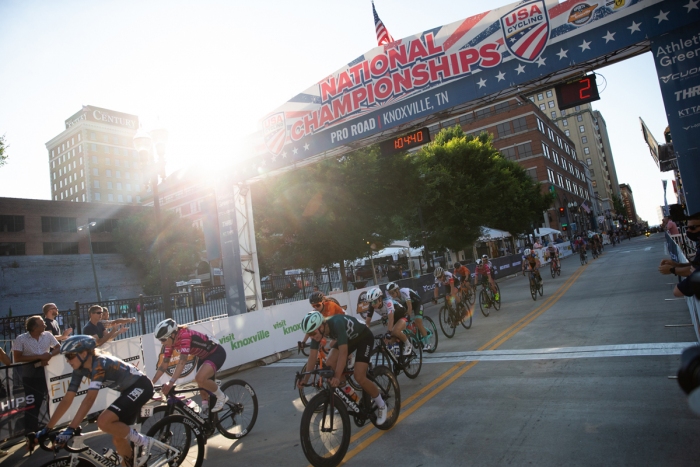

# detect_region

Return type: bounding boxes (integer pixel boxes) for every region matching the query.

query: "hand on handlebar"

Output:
[55,427,76,448]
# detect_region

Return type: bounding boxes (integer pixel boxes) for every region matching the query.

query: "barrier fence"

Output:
[665,232,700,343]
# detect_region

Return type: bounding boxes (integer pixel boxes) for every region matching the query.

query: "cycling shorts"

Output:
[107,375,154,425]
[332,329,374,365]
[411,301,424,318]
[196,344,226,373]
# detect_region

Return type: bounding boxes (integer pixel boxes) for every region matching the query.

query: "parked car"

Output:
[261,276,300,300]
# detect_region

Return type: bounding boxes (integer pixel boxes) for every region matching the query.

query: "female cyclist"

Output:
[151,319,228,413]
[38,335,154,467]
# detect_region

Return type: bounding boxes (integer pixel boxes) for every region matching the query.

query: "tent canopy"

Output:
[478,227,512,241]
[534,227,561,236]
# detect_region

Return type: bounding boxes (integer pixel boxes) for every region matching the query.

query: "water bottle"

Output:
[389,343,400,357]
[186,398,201,414]
[342,383,359,403]
[103,448,122,465]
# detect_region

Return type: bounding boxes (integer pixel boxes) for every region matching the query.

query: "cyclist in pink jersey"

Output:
[151,319,229,413]
[475,255,499,300]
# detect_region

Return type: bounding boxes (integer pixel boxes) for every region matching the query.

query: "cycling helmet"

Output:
[433,266,444,277]
[308,291,324,305]
[155,318,177,341]
[453,262,461,269]
[482,254,488,259]
[524,249,531,256]
[60,335,96,354]
[367,287,383,302]
[301,311,324,334]
[476,259,482,265]
[386,282,400,293]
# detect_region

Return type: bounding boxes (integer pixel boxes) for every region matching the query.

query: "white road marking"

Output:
[267,342,696,366]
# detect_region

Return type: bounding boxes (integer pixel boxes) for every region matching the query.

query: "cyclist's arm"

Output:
[66,389,98,429]
[405,300,413,317]
[333,344,349,384]
[46,390,76,429]
[386,312,395,333]
[299,348,318,387]
[151,356,172,384]
[167,358,188,384]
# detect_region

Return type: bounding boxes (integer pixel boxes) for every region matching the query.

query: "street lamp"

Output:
[78,222,101,302]
[133,124,173,319]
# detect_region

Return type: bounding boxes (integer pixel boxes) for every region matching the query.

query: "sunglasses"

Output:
[687,225,700,231]
[91,311,103,315]
[64,353,77,361]
[371,298,382,305]
[311,302,323,309]
[159,336,170,343]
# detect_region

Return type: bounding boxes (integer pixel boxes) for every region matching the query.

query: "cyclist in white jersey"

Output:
[364,287,412,356]
[386,282,430,350]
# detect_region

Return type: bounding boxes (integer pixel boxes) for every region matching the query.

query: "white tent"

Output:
[534,227,561,236]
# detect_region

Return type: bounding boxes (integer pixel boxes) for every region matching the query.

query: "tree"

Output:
[611,193,626,219]
[112,210,204,295]
[253,145,420,289]
[406,126,553,253]
[0,134,8,168]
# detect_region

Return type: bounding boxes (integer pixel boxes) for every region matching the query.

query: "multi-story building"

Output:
[527,89,621,223]
[620,183,639,221]
[428,97,592,236]
[45,106,147,205]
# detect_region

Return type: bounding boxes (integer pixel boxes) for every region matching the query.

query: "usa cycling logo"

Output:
[500,0,550,63]
[262,112,286,156]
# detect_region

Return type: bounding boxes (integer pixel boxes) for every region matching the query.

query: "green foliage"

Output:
[112,210,204,295]
[611,193,626,219]
[0,134,8,168]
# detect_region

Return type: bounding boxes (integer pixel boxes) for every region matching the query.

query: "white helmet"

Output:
[155,319,177,341]
[301,311,324,333]
[433,267,444,277]
[476,259,482,266]
[367,287,383,302]
[386,282,399,293]
[524,249,531,256]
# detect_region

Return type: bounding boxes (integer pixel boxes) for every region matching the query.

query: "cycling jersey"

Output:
[434,270,454,285]
[68,354,144,392]
[309,314,371,350]
[475,264,491,278]
[546,246,559,258]
[366,297,408,322]
[319,299,345,318]
[164,328,219,360]
[524,256,538,269]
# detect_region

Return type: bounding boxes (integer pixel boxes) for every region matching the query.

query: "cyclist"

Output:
[300,291,345,350]
[545,243,560,271]
[152,319,229,414]
[364,287,412,356]
[522,249,542,284]
[574,236,587,259]
[386,282,430,350]
[38,335,154,467]
[453,262,472,299]
[475,256,499,302]
[297,311,387,424]
[432,266,458,304]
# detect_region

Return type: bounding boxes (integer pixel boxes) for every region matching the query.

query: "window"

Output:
[115,159,120,167]
[90,132,96,140]
[108,194,114,201]
[539,104,546,111]
[104,146,110,154]
[589,169,595,176]
[573,184,579,195]
[94,192,101,201]
[127,195,132,202]
[107,181,113,189]
[496,122,512,137]
[115,171,121,178]
[0,242,25,256]
[548,101,555,108]
[125,172,130,179]
[529,96,535,102]
[117,194,124,202]
[526,168,538,181]
[547,168,555,184]
[494,102,510,114]
[551,111,556,119]
[82,194,86,202]
[81,181,84,190]
[575,105,581,111]
[92,242,117,254]
[105,157,111,165]
[552,151,559,164]
[556,136,562,148]
[94,180,100,188]
[579,125,585,133]
[565,179,572,191]
[581,136,588,144]
[584,147,590,155]
[89,218,119,233]
[106,169,112,177]
[124,160,130,168]
[577,114,583,122]
[557,173,564,187]
[565,129,570,136]
[512,117,528,133]
[537,93,544,101]
[475,107,492,119]
[41,216,77,233]
[116,182,122,190]
[568,162,574,173]
[537,118,545,133]
[135,183,140,192]
[547,128,554,141]
[575,168,580,178]
[43,242,79,255]
[546,90,553,98]
[516,142,533,158]
[586,158,592,166]
[0,215,24,232]
[501,147,517,161]
[561,110,567,116]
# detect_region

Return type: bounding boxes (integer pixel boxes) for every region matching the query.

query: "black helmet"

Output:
[453,262,461,269]
[309,291,324,305]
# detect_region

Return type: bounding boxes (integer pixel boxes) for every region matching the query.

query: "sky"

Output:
[0,0,677,225]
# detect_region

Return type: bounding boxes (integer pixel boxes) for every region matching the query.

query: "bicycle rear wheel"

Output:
[492,284,501,311]
[479,289,490,317]
[458,302,472,329]
[421,316,438,353]
[371,365,401,430]
[538,283,544,296]
[551,264,556,278]
[146,414,206,467]
[217,379,259,439]
[401,333,422,379]
[529,279,537,301]
[439,305,455,338]
[300,393,350,467]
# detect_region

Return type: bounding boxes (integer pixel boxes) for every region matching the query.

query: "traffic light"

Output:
[562,225,568,232]
[559,207,565,217]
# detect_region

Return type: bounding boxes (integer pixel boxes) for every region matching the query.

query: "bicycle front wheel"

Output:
[458,302,472,329]
[439,305,455,338]
[551,264,556,278]
[422,316,438,353]
[479,290,490,317]
[492,284,501,311]
[530,280,537,301]
[402,333,422,379]
[371,365,401,430]
[538,283,544,296]
[300,393,351,467]
[217,379,259,439]
[146,414,206,467]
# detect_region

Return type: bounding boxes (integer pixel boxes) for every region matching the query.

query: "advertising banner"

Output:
[242,0,698,182]
[652,21,700,213]
[0,362,49,441]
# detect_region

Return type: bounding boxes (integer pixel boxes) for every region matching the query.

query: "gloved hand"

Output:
[384,332,392,340]
[56,427,76,447]
[35,427,49,439]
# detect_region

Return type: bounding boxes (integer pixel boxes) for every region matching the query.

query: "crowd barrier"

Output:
[665,232,700,342]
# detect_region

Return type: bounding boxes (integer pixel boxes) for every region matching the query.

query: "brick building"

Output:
[619,183,639,222]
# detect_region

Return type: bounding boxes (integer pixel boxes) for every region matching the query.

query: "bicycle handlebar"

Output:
[29,427,85,454]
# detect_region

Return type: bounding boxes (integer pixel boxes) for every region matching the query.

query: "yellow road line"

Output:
[337,263,588,465]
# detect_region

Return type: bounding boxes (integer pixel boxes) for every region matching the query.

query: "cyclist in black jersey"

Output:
[297,312,387,425]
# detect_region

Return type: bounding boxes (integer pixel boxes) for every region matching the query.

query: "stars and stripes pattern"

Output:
[373,1,394,46]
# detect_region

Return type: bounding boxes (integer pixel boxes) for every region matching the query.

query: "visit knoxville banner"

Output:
[45,336,144,426]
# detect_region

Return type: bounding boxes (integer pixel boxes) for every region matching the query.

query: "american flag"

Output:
[372,1,394,46]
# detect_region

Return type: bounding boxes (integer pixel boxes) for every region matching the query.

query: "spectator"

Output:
[554,235,564,244]
[533,238,542,249]
[82,305,128,346]
[663,215,680,235]
[42,303,72,342]
[12,315,59,449]
[313,285,320,292]
[660,212,700,277]
[673,269,700,299]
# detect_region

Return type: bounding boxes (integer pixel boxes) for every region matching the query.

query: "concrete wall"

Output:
[0,254,144,316]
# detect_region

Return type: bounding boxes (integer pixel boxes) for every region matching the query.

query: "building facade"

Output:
[619,183,639,222]
[45,106,148,205]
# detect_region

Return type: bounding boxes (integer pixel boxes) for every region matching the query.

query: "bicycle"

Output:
[524,269,543,301]
[591,244,599,259]
[437,295,471,338]
[369,331,422,379]
[579,247,588,265]
[405,314,438,353]
[31,411,206,467]
[296,363,400,467]
[458,280,476,306]
[549,257,561,278]
[142,380,258,441]
[298,342,362,411]
[477,279,500,317]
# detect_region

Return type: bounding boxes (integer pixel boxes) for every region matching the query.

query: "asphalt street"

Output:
[6,233,699,466]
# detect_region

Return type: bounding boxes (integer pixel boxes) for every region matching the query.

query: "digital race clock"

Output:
[379,127,430,156]
[554,75,600,111]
